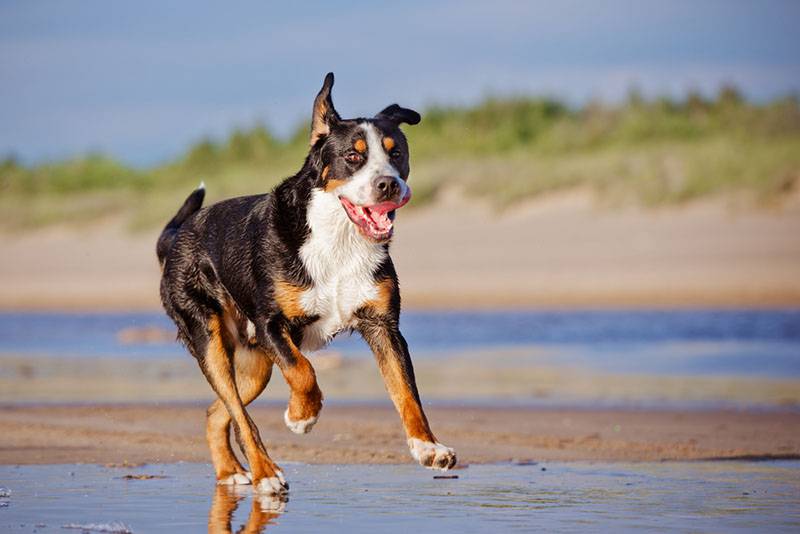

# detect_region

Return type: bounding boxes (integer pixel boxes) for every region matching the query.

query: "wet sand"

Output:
[3,462,799,532]
[1,403,798,466]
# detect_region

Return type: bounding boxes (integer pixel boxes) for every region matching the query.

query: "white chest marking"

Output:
[298,189,387,351]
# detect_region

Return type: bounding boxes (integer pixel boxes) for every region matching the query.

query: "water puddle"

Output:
[1,462,799,532]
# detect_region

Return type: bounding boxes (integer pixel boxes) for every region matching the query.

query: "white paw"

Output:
[284,408,318,434]
[254,471,288,495]
[408,438,457,470]
[217,472,252,486]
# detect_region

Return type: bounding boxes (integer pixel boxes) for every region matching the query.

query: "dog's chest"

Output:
[298,267,378,351]
[297,191,387,351]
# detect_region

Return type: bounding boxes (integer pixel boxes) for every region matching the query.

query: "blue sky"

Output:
[1,0,799,166]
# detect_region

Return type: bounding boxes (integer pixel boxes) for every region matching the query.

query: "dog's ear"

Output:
[375,104,421,126]
[310,72,341,146]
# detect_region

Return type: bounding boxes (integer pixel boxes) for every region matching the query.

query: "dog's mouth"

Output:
[339,190,411,241]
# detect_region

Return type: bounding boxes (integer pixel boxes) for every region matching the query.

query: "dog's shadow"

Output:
[208,485,287,534]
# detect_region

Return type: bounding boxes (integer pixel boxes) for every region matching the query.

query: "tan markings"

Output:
[322,165,347,193]
[324,178,347,192]
[365,278,395,316]
[273,279,307,319]
[281,331,323,422]
[220,298,244,344]
[382,137,396,151]
[204,315,280,482]
[354,138,367,153]
[234,345,274,400]
[204,316,235,392]
[370,329,436,442]
[206,400,244,479]
[207,344,274,480]
[322,165,348,192]
[395,382,433,440]
[310,99,330,146]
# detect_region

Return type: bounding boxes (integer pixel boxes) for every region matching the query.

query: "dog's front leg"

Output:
[358,318,457,470]
[260,318,323,434]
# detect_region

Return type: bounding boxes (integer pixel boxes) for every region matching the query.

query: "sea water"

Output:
[1,309,798,378]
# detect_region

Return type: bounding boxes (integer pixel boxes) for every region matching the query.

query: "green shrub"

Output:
[2,87,799,230]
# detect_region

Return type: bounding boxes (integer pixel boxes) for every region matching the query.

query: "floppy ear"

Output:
[375,104,421,126]
[310,72,341,146]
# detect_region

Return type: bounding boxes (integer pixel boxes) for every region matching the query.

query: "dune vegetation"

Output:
[1,86,799,230]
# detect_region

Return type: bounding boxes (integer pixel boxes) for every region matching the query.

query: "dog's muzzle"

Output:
[339,186,411,242]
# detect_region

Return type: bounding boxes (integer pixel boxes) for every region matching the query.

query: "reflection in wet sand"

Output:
[1,463,798,531]
[208,486,287,534]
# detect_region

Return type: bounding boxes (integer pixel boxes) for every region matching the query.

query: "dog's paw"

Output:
[254,470,289,495]
[284,388,323,434]
[216,472,252,486]
[408,438,457,470]
[284,408,318,434]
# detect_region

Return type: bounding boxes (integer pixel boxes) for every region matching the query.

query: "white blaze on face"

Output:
[335,122,409,205]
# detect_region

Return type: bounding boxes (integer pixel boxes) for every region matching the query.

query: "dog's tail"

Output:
[156,182,206,265]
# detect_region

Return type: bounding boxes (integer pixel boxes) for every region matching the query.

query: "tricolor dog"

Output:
[157,73,456,495]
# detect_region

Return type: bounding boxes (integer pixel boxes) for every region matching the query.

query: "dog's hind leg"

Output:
[196,315,287,495]
[207,344,274,486]
[206,400,247,484]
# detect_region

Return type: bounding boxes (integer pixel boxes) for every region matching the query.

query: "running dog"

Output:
[157,73,456,495]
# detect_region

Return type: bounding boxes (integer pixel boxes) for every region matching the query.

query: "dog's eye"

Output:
[390,150,402,160]
[345,152,363,164]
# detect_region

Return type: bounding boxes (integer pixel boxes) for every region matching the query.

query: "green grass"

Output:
[2,86,799,231]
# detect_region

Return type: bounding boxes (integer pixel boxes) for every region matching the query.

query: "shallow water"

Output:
[2,310,799,377]
[1,462,799,532]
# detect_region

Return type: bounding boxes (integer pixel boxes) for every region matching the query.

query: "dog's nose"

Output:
[374,175,400,201]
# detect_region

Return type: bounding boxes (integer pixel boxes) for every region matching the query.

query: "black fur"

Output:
[156,73,456,480]
[158,74,417,368]
[375,103,421,126]
[156,186,205,265]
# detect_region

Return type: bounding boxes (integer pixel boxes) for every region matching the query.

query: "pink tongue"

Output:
[368,210,392,232]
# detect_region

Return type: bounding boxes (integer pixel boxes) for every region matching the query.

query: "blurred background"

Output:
[1,1,799,409]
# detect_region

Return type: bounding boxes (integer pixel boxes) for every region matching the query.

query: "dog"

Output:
[157,73,456,495]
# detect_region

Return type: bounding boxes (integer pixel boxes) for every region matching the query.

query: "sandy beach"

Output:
[1,191,799,468]
[1,403,798,466]
[2,190,800,310]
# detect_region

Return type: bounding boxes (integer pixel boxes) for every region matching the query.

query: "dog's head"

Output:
[308,72,420,242]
